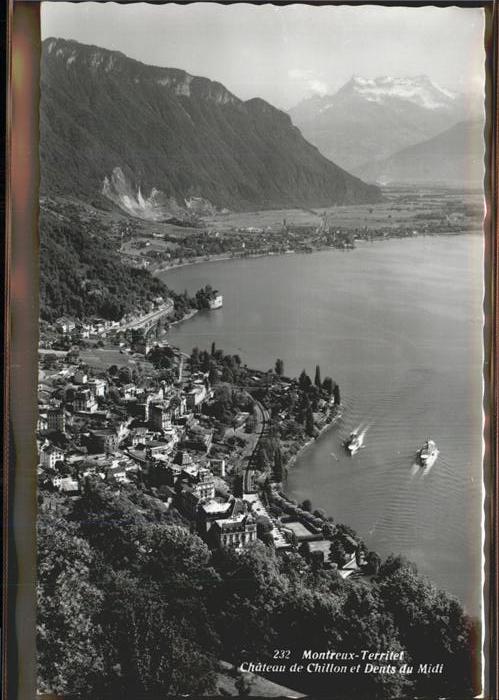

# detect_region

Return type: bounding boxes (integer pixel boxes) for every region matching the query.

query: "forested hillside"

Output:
[38,483,479,698]
[39,205,167,322]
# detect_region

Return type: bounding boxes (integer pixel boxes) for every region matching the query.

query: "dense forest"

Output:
[38,482,479,698]
[39,206,169,322]
[40,197,187,322]
[39,203,223,325]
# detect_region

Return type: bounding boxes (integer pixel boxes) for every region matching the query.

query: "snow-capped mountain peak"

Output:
[345,74,458,110]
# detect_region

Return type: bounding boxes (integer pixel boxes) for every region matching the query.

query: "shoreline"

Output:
[165,300,343,495]
[152,252,271,276]
[151,230,478,279]
[153,254,234,274]
[283,407,343,477]
[155,234,480,616]
[169,308,199,326]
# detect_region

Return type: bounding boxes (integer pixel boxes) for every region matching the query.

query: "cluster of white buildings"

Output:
[37,350,344,560]
[37,359,216,495]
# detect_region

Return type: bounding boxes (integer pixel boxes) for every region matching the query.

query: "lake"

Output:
[159,235,484,617]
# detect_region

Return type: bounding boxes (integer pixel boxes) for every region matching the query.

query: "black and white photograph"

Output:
[32,2,488,697]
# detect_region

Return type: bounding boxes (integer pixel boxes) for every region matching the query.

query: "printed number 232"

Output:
[273,650,291,659]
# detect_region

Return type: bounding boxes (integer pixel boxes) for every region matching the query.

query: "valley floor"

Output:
[116,187,484,274]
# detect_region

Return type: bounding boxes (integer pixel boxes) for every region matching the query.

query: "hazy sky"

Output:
[42,2,485,110]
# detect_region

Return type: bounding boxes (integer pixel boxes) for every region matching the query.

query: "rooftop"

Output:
[214,514,255,530]
[201,500,232,515]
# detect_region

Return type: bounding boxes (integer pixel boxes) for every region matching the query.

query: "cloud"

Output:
[309,79,328,96]
[288,68,329,96]
[288,68,314,80]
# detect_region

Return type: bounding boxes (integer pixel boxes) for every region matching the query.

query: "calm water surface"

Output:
[160,236,484,616]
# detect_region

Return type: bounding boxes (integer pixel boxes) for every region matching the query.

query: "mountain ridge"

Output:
[44,37,242,106]
[40,38,380,215]
[326,74,458,110]
[357,119,484,187]
[289,74,471,172]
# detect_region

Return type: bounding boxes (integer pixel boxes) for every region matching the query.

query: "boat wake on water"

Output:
[410,461,434,479]
[343,423,370,456]
[338,383,442,479]
[410,460,437,480]
[410,442,442,480]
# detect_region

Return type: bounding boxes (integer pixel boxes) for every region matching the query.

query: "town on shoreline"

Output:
[123,188,483,274]
[37,199,481,698]
[39,305,379,577]
[40,186,484,279]
[38,185,484,578]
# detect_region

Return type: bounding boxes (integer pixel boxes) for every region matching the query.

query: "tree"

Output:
[313,508,327,520]
[301,499,313,512]
[275,358,284,377]
[72,480,151,567]
[199,349,211,372]
[211,542,286,661]
[208,364,219,386]
[309,385,320,411]
[326,583,409,700]
[254,447,267,471]
[314,364,322,388]
[378,553,411,578]
[43,353,58,370]
[273,448,283,482]
[256,516,274,547]
[322,376,334,395]
[305,406,315,437]
[107,386,122,405]
[211,341,216,357]
[378,558,476,697]
[95,575,218,697]
[221,366,234,384]
[232,474,243,498]
[223,354,236,370]
[190,346,200,370]
[299,369,311,390]
[310,549,325,572]
[322,522,336,540]
[62,481,222,695]
[333,383,341,405]
[329,539,348,567]
[365,551,381,575]
[37,501,104,694]
[209,384,234,423]
[148,346,175,370]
